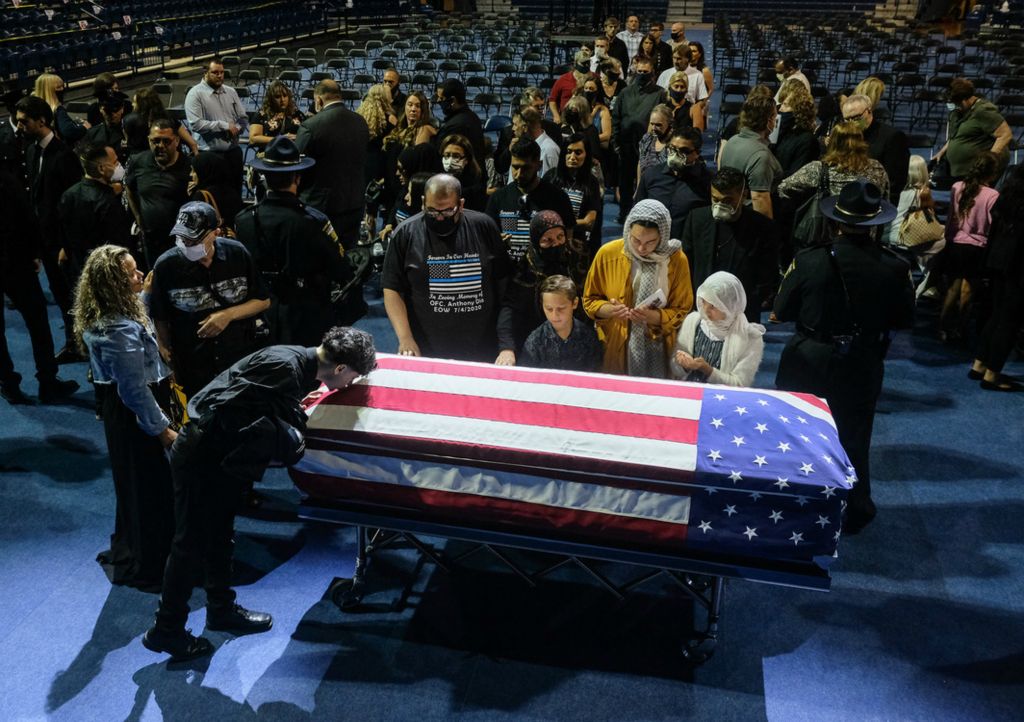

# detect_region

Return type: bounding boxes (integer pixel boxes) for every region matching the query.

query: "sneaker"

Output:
[206,604,273,634]
[38,377,79,404]
[142,627,213,661]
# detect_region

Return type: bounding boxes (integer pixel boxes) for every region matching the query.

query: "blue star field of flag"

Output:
[684,387,856,563]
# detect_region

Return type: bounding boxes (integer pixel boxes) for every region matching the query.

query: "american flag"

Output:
[427,255,482,295]
[497,210,531,263]
[291,355,853,566]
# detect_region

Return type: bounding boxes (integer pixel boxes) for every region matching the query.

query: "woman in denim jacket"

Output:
[74,245,177,592]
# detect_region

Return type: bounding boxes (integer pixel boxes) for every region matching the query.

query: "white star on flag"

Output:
[757,399,769,406]
[816,515,831,528]
[822,454,834,465]
[800,462,815,475]
[834,530,842,541]
[795,496,809,506]
[731,435,746,447]
[789,531,804,545]
[774,477,790,489]
[777,441,791,452]
[711,418,724,428]
[755,422,768,434]
[749,491,762,501]
[705,487,718,495]
[769,510,784,523]
[734,406,748,416]
[743,527,758,540]
[821,486,836,498]
[845,474,858,484]
[724,504,737,517]
[799,434,811,443]
[707,449,722,461]
[729,470,743,483]
[779,415,790,423]
[797,416,807,424]
[818,432,829,440]
[753,455,767,467]
[699,521,712,533]
[714,393,726,401]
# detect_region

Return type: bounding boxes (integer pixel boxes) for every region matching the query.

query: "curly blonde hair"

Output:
[73,245,148,352]
[778,80,816,133]
[357,84,394,139]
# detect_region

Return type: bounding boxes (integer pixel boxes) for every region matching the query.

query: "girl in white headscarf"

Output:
[671,271,766,387]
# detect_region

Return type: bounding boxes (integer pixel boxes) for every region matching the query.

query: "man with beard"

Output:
[184,57,248,198]
[611,54,667,221]
[486,138,576,266]
[635,127,712,240]
[125,118,192,269]
[382,174,513,363]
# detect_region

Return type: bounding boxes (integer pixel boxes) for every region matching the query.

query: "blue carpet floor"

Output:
[2,201,1023,720]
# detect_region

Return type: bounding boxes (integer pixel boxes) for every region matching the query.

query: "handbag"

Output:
[791,163,831,248]
[897,197,945,250]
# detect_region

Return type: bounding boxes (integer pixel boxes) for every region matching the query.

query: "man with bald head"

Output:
[294,79,370,249]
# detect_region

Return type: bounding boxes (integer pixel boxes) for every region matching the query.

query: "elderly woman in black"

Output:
[74,245,176,591]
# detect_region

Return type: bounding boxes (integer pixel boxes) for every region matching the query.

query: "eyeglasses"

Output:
[668,145,696,155]
[843,109,869,122]
[424,205,459,220]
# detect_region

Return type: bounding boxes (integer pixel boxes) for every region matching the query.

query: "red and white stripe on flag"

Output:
[291,355,708,543]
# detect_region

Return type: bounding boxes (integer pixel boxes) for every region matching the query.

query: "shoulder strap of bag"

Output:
[827,244,861,334]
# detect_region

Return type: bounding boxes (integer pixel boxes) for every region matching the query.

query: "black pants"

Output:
[207,146,245,202]
[976,277,1024,375]
[0,265,59,387]
[38,232,75,347]
[155,422,246,632]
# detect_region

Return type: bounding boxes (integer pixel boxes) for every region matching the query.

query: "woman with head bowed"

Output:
[671,271,766,387]
[583,199,693,377]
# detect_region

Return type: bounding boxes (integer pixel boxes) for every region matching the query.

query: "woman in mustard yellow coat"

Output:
[583,199,693,376]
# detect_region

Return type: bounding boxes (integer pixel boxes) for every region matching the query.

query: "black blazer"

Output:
[865,121,909,204]
[25,135,82,239]
[295,101,370,216]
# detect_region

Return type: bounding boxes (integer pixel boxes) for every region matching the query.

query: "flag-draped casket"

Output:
[290,354,855,570]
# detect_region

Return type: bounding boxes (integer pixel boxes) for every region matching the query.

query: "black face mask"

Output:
[538,245,565,270]
[574,62,590,74]
[425,212,459,237]
[584,91,598,105]
[671,32,683,41]
[56,89,66,103]
[440,98,457,118]
[604,72,619,84]
[634,72,652,86]
[669,88,686,103]
[777,111,795,134]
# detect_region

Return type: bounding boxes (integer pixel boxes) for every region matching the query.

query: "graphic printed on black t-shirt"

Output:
[497,211,531,264]
[427,252,484,314]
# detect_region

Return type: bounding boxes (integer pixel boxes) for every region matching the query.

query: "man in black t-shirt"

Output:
[382,174,514,363]
[150,201,271,397]
[485,139,576,265]
[125,118,191,269]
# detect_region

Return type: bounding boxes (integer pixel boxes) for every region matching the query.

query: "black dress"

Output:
[95,380,175,592]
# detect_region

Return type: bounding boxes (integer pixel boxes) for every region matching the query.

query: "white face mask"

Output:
[176,237,209,262]
[442,156,466,174]
[110,162,125,183]
[776,73,786,83]
[711,201,738,222]
[946,102,958,112]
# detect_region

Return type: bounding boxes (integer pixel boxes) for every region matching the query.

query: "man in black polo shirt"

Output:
[149,201,271,397]
[125,118,191,269]
[485,138,576,265]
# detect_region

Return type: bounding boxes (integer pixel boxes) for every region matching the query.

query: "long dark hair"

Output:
[554,131,593,183]
[688,41,707,70]
[956,152,999,221]
[991,163,1024,234]
[133,87,169,128]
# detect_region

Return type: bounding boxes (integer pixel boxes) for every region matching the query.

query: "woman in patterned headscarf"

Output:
[583,199,693,376]
[670,271,766,387]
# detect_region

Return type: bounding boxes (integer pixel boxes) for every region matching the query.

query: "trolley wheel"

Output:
[681,633,718,664]
[328,577,365,611]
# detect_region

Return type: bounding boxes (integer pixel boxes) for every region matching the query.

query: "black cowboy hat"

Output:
[820,179,897,227]
[248,135,315,172]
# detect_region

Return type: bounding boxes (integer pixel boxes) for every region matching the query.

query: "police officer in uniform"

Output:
[774,180,914,535]
[235,136,354,346]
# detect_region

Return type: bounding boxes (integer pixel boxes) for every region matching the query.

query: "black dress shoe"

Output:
[967,368,984,381]
[54,346,87,365]
[980,378,1023,392]
[38,377,80,404]
[1,383,34,405]
[206,604,273,634]
[142,627,213,661]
